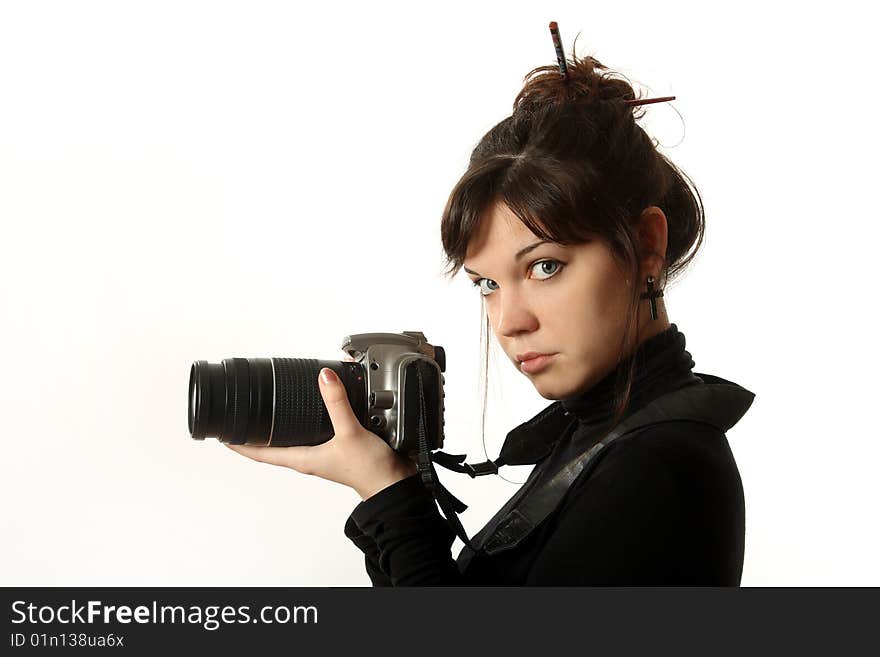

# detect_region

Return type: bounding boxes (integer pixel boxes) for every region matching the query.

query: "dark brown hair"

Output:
[439,49,705,451]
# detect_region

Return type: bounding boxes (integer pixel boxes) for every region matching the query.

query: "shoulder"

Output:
[597,419,737,473]
[576,419,744,516]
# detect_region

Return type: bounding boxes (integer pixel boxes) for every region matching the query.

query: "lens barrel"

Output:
[188,358,367,446]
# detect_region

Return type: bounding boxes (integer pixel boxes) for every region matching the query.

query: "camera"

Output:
[188,331,446,452]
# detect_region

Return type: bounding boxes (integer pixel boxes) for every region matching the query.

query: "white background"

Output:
[1,0,876,586]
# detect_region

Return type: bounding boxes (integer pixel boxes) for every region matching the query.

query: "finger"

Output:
[318,368,361,437]
[224,443,316,475]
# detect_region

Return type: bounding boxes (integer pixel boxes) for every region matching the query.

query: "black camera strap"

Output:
[413,361,476,551]
[431,451,504,477]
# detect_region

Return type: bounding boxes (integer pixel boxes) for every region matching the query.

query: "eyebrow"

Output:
[463,240,552,277]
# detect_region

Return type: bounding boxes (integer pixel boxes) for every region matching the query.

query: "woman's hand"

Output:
[224,365,418,501]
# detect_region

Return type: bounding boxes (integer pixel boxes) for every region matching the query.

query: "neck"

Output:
[560,322,699,426]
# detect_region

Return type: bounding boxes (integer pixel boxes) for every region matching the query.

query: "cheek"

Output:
[554,268,631,347]
[559,275,618,321]
[583,259,630,316]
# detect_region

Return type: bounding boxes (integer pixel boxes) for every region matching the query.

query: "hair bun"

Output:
[513,54,638,115]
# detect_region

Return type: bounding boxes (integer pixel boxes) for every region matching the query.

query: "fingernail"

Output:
[321,368,336,384]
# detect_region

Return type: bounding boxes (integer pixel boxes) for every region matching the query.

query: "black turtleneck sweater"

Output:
[344,324,747,585]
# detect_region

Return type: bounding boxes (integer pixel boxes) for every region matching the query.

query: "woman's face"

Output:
[462,200,668,401]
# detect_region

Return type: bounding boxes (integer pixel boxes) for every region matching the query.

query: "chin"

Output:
[530,378,569,401]
[529,383,552,400]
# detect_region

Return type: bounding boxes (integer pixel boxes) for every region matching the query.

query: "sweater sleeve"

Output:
[345,474,463,585]
[522,440,689,585]
[343,514,393,586]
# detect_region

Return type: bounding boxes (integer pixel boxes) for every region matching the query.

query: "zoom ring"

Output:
[271,358,332,445]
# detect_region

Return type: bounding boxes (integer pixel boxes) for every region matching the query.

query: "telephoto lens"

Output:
[188,358,368,446]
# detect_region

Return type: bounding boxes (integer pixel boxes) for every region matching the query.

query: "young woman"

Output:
[226,54,755,586]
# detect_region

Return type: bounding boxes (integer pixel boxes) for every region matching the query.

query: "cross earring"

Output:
[640,275,664,320]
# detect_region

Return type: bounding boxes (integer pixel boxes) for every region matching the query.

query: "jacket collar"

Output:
[498,373,755,466]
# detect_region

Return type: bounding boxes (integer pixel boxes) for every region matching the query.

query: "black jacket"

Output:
[344,324,755,586]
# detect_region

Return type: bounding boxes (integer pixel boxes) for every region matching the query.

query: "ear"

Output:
[636,206,669,276]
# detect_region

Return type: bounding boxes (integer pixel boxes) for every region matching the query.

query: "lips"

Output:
[516,351,552,363]
[518,352,556,375]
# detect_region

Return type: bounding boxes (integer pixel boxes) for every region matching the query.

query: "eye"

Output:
[470,259,565,297]
[472,278,499,297]
[531,259,562,280]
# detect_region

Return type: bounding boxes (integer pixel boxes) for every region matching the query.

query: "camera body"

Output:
[188,331,446,453]
[342,331,446,452]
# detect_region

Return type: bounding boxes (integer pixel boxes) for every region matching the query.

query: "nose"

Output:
[492,287,539,338]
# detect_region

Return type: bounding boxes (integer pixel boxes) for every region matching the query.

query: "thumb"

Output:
[318,368,360,437]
